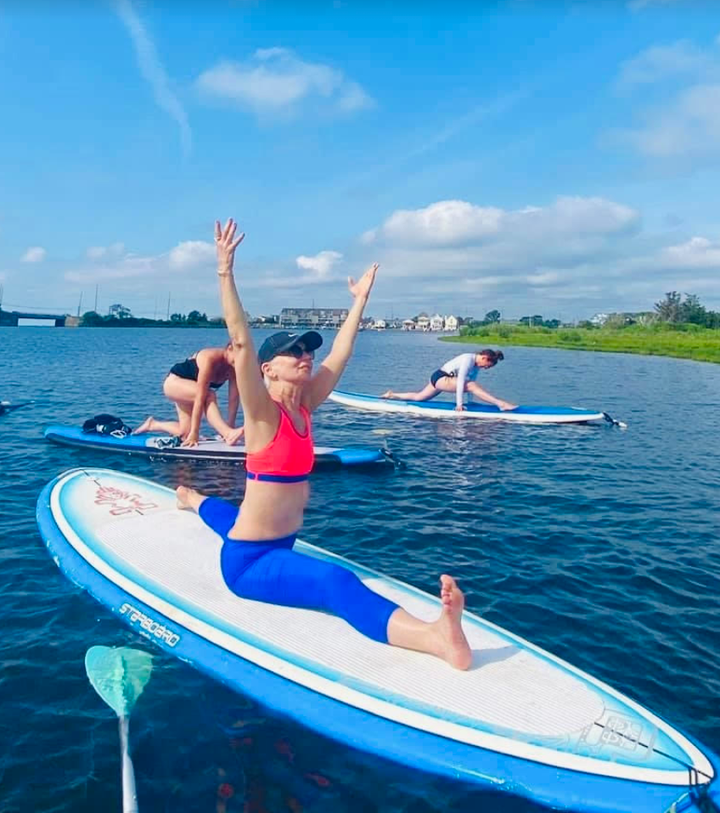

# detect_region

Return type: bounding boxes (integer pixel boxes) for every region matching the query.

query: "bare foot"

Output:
[132,416,155,435]
[176,485,205,512]
[380,391,394,399]
[433,575,472,670]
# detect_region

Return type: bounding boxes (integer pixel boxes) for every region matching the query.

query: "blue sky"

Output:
[1,0,720,322]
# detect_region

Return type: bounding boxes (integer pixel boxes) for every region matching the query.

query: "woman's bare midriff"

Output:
[227,479,309,541]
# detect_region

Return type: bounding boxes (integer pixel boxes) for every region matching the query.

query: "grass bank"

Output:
[442,324,720,364]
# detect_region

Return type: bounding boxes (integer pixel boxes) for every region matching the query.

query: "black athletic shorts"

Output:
[430,369,455,387]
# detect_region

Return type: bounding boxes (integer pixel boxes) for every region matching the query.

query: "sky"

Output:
[1,0,720,322]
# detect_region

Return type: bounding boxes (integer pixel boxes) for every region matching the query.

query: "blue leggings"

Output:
[198,497,398,644]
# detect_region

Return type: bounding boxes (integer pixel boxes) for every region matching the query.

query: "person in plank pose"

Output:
[178,218,472,669]
[381,350,516,412]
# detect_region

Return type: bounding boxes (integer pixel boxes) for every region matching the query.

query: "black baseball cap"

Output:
[257,330,323,364]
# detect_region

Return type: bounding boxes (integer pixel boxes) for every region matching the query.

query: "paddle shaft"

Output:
[118,715,138,813]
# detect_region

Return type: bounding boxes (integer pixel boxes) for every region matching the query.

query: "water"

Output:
[1,326,719,812]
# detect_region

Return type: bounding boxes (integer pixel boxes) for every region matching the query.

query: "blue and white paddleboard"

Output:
[36,468,718,813]
[44,425,391,468]
[329,390,607,424]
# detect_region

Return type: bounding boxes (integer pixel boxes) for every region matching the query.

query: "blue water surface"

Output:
[1,326,719,813]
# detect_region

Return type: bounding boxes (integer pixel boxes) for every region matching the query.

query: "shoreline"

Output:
[441,327,720,364]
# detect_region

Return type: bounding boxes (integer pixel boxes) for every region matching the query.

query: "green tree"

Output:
[81,310,105,326]
[170,313,186,323]
[654,292,682,323]
[484,309,501,323]
[680,294,707,325]
[187,310,208,325]
[109,303,131,320]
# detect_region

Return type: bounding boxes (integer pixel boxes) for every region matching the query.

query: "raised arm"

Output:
[304,263,379,411]
[215,219,275,423]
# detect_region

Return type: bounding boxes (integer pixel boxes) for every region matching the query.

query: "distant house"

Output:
[444,315,458,331]
[372,319,387,330]
[416,315,430,331]
[280,307,349,328]
[590,313,609,326]
[430,313,444,331]
[402,319,416,331]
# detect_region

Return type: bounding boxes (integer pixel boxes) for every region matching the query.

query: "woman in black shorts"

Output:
[133,344,244,446]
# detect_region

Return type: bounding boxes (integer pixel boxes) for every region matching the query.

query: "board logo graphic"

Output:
[574,713,657,761]
[119,602,181,647]
[94,483,159,515]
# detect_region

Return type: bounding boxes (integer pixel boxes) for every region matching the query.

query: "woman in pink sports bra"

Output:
[177,218,472,669]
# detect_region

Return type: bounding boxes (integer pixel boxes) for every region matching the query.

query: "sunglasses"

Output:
[277,344,314,359]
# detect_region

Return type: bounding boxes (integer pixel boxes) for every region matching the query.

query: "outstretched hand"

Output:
[348,262,379,301]
[215,218,245,276]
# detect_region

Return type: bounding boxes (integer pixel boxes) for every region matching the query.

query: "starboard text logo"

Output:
[119,602,180,647]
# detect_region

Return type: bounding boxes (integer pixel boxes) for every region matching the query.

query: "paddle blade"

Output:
[85,646,153,717]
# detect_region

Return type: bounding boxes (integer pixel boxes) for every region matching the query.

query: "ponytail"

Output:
[479,349,504,364]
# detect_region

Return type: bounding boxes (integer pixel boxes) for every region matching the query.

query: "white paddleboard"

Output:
[36,468,718,813]
[329,390,608,424]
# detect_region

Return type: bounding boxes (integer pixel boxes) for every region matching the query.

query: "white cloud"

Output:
[168,240,215,269]
[617,41,716,88]
[364,197,639,250]
[65,255,155,283]
[362,201,503,247]
[21,247,46,263]
[661,236,720,269]
[114,0,192,156]
[295,250,342,279]
[86,242,125,260]
[526,271,561,286]
[195,48,373,117]
[336,81,373,112]
[611,35,720,162]
[346,195,720,316]
[43,201,720,319]
[620,83,720,158]
[65,239,216,285]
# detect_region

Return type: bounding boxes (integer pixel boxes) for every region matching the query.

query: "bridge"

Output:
[0,308,77,327]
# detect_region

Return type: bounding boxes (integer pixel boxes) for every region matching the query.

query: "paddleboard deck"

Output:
[329,390,608,424]
[44,425,392,468]
[36,468,718,813]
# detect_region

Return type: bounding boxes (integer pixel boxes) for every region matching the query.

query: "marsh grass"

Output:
[444,324,720,364]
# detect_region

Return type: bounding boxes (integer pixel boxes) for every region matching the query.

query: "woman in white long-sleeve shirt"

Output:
[381,349,517,412]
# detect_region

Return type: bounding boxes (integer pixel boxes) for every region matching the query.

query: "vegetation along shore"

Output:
[443,293,720,364]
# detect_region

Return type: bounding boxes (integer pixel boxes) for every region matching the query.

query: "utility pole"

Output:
[77,292,83,317]
[166,293,171,321]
